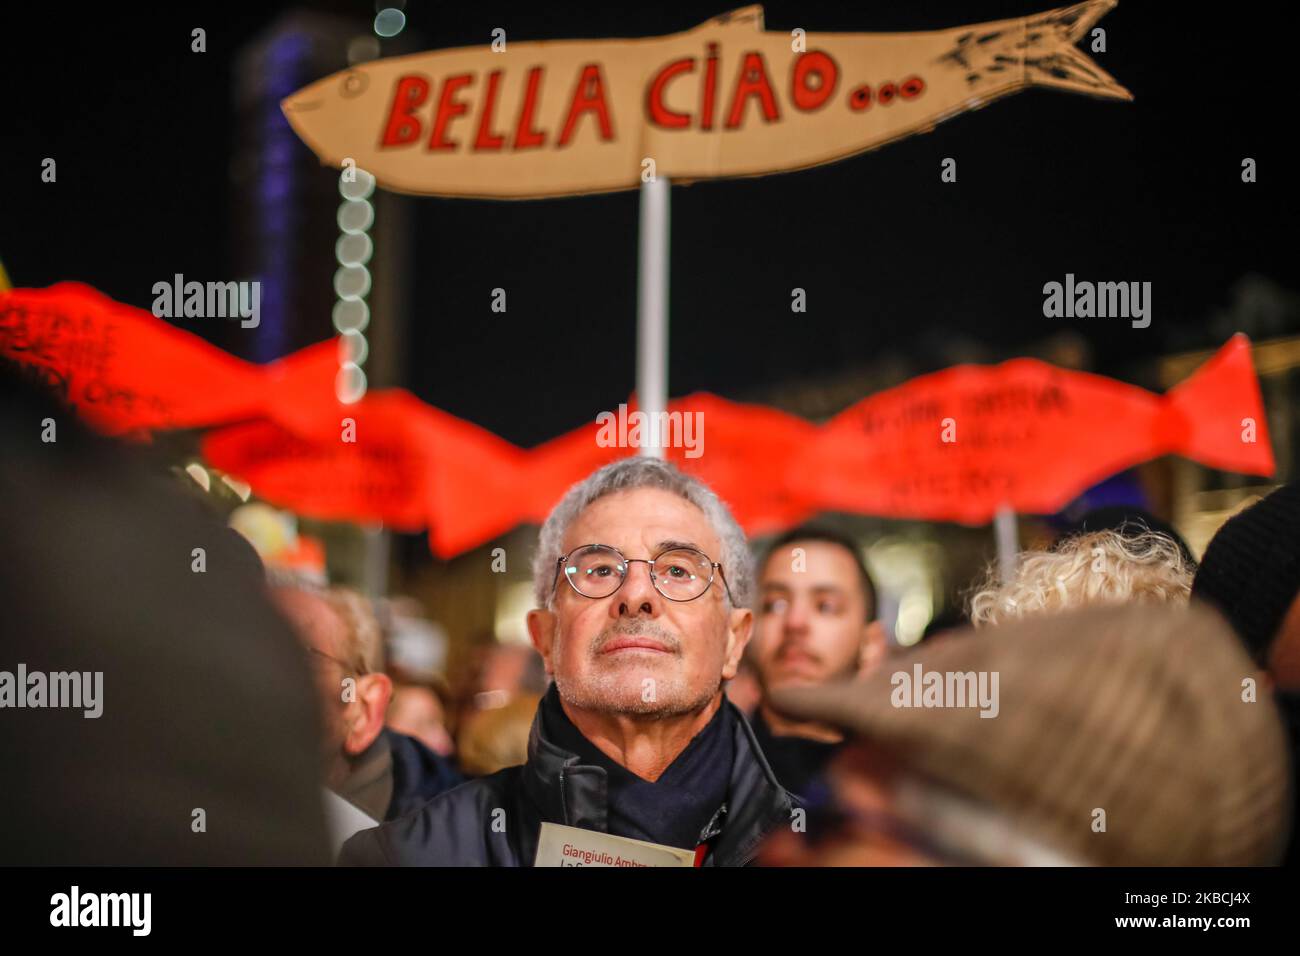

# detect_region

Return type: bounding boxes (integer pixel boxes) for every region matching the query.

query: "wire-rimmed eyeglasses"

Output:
[552,543,735,605]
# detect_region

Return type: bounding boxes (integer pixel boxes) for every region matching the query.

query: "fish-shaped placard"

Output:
[281,1,1130,198]
[0,283,338,436]
[801,335,1275,523]
[12,288,1269,553]
[207,338,1273,554]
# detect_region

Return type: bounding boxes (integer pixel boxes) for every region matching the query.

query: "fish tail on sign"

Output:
[1161,334,1276,476]
[944,0,1132,104]
[1028,1,1133,100]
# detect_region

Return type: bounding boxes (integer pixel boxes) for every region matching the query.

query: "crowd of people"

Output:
[3,366,1297,866]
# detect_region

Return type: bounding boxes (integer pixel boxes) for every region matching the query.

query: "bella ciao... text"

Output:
[378,47,925,152]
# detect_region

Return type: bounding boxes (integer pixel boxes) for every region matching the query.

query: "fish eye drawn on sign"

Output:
[281,1,1131,200]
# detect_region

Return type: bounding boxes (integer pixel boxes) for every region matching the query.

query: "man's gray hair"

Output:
[531,457,754,611]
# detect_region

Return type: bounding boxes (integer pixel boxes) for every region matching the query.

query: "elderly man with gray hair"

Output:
[272,584,463,854]
[340,457,796,866]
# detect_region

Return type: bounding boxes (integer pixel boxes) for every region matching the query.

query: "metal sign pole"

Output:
[636,176,670,458]
[994,504,1019,584]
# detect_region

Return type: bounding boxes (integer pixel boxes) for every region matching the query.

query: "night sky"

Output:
[6,1,1295,448]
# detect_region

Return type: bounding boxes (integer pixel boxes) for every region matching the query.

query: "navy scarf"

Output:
[541,684,733,851]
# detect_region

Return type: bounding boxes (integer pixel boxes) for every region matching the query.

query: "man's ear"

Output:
[858,620,888,677]
[527,608,557,676]
[721,606,754,681]
[344,671,392,756]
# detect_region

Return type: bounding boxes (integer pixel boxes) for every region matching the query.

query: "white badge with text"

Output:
[534,822,697,867]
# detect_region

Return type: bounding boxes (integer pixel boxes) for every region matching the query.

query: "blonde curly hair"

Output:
[968,530,1193,628]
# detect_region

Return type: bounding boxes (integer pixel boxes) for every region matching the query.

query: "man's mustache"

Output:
[590,619,683,656]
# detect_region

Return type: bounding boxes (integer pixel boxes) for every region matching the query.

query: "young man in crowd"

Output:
[749,527,888,798]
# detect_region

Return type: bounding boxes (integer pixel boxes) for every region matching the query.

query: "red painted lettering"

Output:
[701,42,719,130]
[475,70,507,150]
[380,75,430,147]
[428,73,474,150]
[513,67,547,150]
[558,64,614,147]
[725,52,779,129]
[791,51,838,112]
[647,57,694,129]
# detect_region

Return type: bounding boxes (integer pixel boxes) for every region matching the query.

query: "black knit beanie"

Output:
[1192,483,1300,664]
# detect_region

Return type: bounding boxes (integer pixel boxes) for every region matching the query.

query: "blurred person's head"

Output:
[527,457,753,720]
[387,683,455,757]
[1193,484,1300,689]
[761,603,1291,866]
[753,526,886,692]
[272,585,392,788]
[0,366,329,863]
[457,692,542,776]
[1054,505,1197,568]
[967,529,1192,628]
[474,642,548,708]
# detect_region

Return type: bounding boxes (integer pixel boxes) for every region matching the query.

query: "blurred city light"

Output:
[374,8,405,38]
[332,298,370,334]
[337,199,374,234]
[335,362,368,404]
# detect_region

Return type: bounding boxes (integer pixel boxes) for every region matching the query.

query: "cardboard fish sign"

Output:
[802,335,1275,524]
[282,1,1130,198]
